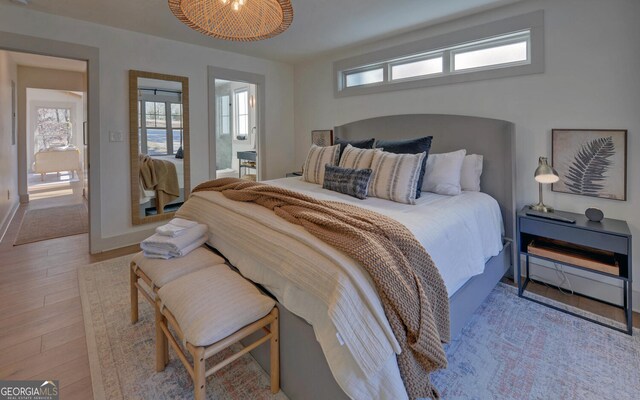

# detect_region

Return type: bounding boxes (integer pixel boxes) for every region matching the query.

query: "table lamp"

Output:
[529,156,559,213]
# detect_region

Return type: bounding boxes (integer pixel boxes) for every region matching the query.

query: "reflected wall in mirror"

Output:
[129,70,190,225]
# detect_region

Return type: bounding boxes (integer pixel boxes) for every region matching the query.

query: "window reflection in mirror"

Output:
[130,71,189,225]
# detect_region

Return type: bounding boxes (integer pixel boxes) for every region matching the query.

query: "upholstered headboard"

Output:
[334,114,516,243]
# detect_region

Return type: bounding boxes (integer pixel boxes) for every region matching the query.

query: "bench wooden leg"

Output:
[155,300,168,372]
[130,264,139,324]
[193,346,206,400]
[270,307,280,394]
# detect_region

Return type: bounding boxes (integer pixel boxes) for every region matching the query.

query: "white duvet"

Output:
[176,177,503,400]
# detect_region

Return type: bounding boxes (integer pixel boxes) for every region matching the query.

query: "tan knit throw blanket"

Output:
[192,178,450,399]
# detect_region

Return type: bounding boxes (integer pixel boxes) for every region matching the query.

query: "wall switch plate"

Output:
[109,131,124,142]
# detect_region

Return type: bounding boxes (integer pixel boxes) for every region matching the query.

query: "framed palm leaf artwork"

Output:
[552,129,627,201]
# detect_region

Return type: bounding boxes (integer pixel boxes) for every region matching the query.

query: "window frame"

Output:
[234,88,249,139]
[217,94,231,137]
[138,89,182,156]
[334,10,544,97]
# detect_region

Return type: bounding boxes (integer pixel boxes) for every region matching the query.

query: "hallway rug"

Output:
[79,254,639,400]
[78,254,288,400]
[14,204,88,245]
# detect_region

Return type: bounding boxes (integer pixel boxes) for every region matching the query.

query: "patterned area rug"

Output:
[14,204,88,245]
[79,255,639,400]
[78,254,288,400]
[432,284,640,400]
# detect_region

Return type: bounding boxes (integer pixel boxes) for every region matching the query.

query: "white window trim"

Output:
[334,10,544,97]
[234,88,249,139]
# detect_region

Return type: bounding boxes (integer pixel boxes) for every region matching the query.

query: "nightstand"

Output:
[285,171,302,178]
[517,207,633,335]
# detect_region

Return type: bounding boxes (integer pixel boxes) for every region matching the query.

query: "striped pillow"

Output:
[339,144,380,170]
[369,150,426,204]
[302,144,340,184]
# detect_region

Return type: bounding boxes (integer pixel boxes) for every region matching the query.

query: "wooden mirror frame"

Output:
[129,70,190,226]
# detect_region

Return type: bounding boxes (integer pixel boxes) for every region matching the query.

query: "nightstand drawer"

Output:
[520,218,628,254]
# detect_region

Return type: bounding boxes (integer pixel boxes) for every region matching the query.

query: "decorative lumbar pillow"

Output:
[339,144,380,170]
[374,136,433,198]
[368,150,426,204]
[460,154,483,192]
[302,144,340,185]
[323,164,372,200]
[334,137,375,158]
[422,149,467,196]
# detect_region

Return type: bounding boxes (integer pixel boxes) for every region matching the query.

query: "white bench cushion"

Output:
[132,247,225,288]
[158,265,276,347]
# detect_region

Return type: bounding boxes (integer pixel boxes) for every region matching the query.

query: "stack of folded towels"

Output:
[141,218,208,259]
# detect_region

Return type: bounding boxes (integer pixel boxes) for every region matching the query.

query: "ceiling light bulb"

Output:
[238,0,246,5]
[232,1,240,11]
[221,0,229,3]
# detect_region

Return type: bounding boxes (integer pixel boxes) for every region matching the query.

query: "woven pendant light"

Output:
[169,0,293,42]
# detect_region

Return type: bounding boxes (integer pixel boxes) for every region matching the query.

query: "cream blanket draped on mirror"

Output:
[192,178,450,400]
[139,154,180,210]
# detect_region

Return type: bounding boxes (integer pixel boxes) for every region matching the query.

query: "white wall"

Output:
[0,4,295,248]
[293,0,640,308]
[0,50,18,237]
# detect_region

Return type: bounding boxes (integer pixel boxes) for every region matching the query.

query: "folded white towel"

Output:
[143,236,208,259]
[141,223,208,255]
[155,218,199,237]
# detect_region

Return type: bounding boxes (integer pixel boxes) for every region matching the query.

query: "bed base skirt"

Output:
[241,241,512,399]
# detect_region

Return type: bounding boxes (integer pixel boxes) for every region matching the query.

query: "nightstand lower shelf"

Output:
[518,275,632,335]
[517,207,632,335]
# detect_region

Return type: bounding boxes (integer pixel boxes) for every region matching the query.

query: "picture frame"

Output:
[311,130,333,147]
[552,129,627,201]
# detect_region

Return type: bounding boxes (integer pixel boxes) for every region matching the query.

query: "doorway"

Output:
[208,66,265,181]
[0,30,101,253]
[214,79,258,180]
[7,51,89,245]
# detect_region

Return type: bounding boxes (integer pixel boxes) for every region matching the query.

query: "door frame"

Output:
[0,31,101,253]
[207,66,266,180]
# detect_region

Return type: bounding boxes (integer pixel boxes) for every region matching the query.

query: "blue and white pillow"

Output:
[322,164,372,200]
[302,144,340,185]
[368,150,426,204]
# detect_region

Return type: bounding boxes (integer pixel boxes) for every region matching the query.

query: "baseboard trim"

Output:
[91,228,154,254]
[521,258,639,313]
[0,201,19,244]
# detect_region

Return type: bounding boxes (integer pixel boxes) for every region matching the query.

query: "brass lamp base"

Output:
[529,203,554,213]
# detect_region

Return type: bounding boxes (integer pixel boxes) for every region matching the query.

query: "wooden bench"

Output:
[156,265,280,400]
[129,248,225,324]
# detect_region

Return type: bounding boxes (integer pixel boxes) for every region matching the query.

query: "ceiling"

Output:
[5,0,522,63]
[9,51,87,72]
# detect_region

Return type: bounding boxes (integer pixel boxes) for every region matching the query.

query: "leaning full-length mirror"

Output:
[129,70,190,225]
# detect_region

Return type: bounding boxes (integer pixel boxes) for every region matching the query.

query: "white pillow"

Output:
[422,149,467,195]
[339,144,380,170]
[460,154,483,192]
[369,150,425,204]
[302,144,340,185]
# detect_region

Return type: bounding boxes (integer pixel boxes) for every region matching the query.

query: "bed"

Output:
[176,114,516,399]
[32,147,81,180]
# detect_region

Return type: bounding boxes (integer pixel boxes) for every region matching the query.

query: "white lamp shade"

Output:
[534,174,560,184]
[534,157,559,184]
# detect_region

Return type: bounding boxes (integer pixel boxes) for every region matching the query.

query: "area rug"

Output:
[78,254,288,400]
[431,284,640,400]
[79,255,639,400]
[14,204,88,245]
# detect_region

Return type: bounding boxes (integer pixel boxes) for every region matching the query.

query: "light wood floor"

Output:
[0,198,138,400]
